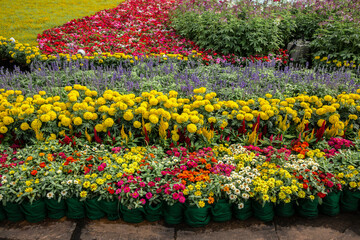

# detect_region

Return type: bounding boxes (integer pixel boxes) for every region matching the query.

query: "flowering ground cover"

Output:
[0,0,123,46]
[0,0,359,227]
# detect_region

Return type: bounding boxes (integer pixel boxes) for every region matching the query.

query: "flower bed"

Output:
[0,140,359,225]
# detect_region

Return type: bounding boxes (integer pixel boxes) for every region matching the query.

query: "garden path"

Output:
[0,212,359,240]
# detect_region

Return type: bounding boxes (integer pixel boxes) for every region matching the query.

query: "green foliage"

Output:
[311,21,360,62]
[170,10,284,56]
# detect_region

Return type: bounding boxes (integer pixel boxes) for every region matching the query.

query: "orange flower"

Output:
[223,186,230,192]
[39,152,45,157]
[205,164,211,169]
[208,197,214,204]
[47,154,53,161]
[26,156,33,161]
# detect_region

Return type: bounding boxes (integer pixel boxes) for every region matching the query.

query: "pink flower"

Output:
[132,192,139,198]
[146,192,153,199]
[172,193,179,200]
[179,196,186,203]
[140,198,146,205]
[124,187,130,193]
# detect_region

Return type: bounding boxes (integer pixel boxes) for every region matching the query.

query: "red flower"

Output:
[39,162,46,168]
[31,170,37,176]
[303,183,308,189]
[317,192,326,198]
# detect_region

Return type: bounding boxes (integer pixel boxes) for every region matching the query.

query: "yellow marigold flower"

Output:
[187,123,197,133]
[64,86,72,91]
[3,116,14,125]
[149,114,159,124]
[0,126,8,133]
[61,117,71,127]
[133,121,142,128]
[123,111,134,121]
[205,104,214,112]
[20,122,30,131]
[73,117,83,126]
[244,113,254,121]
[104,118,114,127]
[83,112,93,120]
[95,124,105,132]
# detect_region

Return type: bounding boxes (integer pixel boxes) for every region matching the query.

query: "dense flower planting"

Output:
[0,0,360,226]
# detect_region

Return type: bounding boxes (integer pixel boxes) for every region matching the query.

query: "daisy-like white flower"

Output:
[242,193,249,199]
[235,189,241,195]
[47,192,54,199]
[245,186,251,192]
[238,202,244,209]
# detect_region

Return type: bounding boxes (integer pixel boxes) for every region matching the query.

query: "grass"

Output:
[0,0,123,46]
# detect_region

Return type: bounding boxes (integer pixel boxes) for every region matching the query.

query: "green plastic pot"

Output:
[211,199,232,222]
[100,200,120,221]
[275,201,295,217]
[163,202,185,225]
[66,198,85,219]
[340,190,360,212]
[319,191,341,216]
[45,198,66,219]
[297,197,319,219]
[21,199,46,223]
[85,198,106,220]
[4,202,24,222]
[233,200,252,220]
[120,204,144,223]
[184,203,211,227]
[253,201,274,222]
[144,202,163,222]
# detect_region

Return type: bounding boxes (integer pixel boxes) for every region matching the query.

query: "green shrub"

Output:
[311,21,360,62]
[170,10,285,56]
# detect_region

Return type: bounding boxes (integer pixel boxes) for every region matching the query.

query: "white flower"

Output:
[1,176,7,180]
[245,178,252,183]
[77,49,86,56]
[312,166,318,171]
[56,170,62,174]
[242,193,249,199]
[1,180,7,184]
[10,181,15,186]
[235,189,241,195]
[66,180,73,185]
[47,192,54,199]
[245,187,250,192]
[74,180,79,184]
[238,202,244,209]
[9,37,15,43]
[61,190,67,196]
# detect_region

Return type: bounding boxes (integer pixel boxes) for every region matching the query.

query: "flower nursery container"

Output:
[66,198,85,219]
[144,202,163,222]
[296,197,319,219]
[253,201,274,222]
[100,200,120,221]
[340,190,360,212]
[119,204,144,223]
[21,199,46,223]
[0,204,7,221]
[233,200,253,220]
[4,202,24,222]
[211,199,232,222]
[163,202,185,225]
[85,198,106,220]
[184,203,211,227]
[45,198,66,219]
[275,201,295,217]
[319,191,341,216]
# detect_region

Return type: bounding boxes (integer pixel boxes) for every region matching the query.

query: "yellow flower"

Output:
[149,114,159,124]
[187,124,197,133]
[0,126,8,134]
[104,118,114,127]
[198,201,205,208]
[73,117,82,126]
[133,121,142,128]
[204,104,214,112]
[83,181,90,188]
[20,122,30,131]
[194,191,202,196]
[80,191,87,198]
